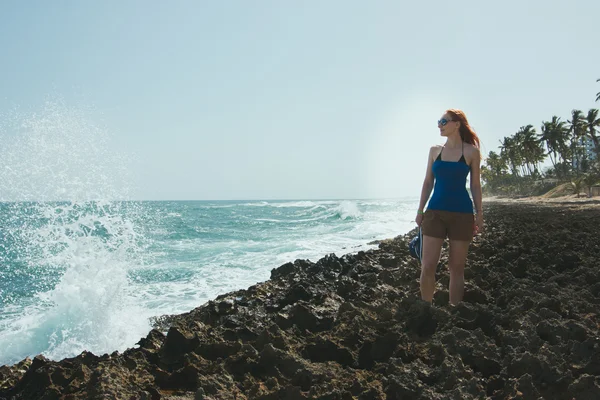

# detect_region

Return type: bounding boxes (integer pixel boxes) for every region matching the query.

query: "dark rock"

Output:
[288,303,334,332]
[271,262,298,280]
[302,340,355,367]
[195,387,206,400]
[402,299,439,337]
[357,332,399,369]
[167,364,201,391]
[462,352,501,377]
[384,373,423,399]
[217,299,234,314]
[379,256,398,269]
[568,374,600,400]
[255,324,289,352]
[259,344,305,378]
[463,284,490,304]
[315,253,344,273]
[282,284,313,306]
[197,341,241,361]
[159,327,200,366]
[137,329,166,351]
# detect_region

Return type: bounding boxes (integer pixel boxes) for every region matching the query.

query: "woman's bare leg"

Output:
[448,239,470,305]
[420,235,444,302]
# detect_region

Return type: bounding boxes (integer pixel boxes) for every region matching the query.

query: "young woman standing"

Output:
[415,109,483,305]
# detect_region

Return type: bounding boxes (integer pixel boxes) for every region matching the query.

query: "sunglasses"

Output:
[438,118,453,126]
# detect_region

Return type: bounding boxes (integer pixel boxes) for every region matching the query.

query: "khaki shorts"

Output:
[421,209,474,241]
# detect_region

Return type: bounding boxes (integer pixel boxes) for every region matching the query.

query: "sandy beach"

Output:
[1,199,599,399]
[485,194,600,207]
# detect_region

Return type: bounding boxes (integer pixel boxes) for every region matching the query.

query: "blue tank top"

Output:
[427,143,474,214]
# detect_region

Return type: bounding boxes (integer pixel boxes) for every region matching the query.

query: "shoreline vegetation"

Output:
[482,80,600,199]
[1,200,600,399]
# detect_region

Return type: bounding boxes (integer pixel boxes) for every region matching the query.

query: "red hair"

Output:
[446,109,480,149]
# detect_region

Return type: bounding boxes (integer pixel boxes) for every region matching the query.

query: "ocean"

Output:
[0,198,419,366]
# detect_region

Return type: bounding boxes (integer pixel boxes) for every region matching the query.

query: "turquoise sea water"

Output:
[0,198,418,365]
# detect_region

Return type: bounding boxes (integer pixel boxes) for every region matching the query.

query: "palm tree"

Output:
[541,116,570,167]
[481,152,508,193]
[519,125,544,175]
[571,178,584,198]
[486,151,507,177]
[584,109,600,167]
[596,78,600,102]
[541,121,559,168]
[500,136,522,177]
[499,137,513,175]
[568,109,587,174]
[512,131,526,176]
[582,173,599,197]
[536,116,571,180]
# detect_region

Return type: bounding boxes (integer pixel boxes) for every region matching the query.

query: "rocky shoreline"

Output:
[1,202,599,399]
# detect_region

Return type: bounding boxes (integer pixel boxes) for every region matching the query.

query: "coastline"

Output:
[1,201,600,399]
[484,194,600,206]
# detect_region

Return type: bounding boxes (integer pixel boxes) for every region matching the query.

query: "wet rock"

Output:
[195,387,206,399]
[288,303,334,332]
[401,299,441,337]
[196,341,241,362]
[166,364,202,391]
[217,299,234,314]
[357,332,400,369]
[259,344,305,377]
[302,339,355,367]
[282,284,313,306]
[159,327,200,366]
[137,329,166,351]
[384,373,424,399]
[463,284,490,304]
[255,323,289,352]
[568,374,600,400]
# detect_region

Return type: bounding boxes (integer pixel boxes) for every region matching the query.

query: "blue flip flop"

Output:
[409,227,423,262]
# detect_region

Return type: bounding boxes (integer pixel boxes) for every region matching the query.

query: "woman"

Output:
[415,109,483,305]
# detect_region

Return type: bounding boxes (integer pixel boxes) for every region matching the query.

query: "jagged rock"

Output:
[301,339,355,367]
[137,329,167,351]
[159,327,200,366]
[258,344,305,377]
[401,299,441,337]
[288,303,334,333]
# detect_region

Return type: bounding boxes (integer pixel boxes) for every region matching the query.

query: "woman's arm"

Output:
[417,146,437,213]
[469,147,483,215]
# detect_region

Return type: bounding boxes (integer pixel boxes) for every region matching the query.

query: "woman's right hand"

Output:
[416,213,424,227]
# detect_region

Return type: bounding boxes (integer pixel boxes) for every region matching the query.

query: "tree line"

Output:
[481,79,600,196]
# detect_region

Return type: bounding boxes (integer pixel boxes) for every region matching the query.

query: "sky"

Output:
[1,0,599,201]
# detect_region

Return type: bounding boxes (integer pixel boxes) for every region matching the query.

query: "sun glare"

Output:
[363,95,450,199]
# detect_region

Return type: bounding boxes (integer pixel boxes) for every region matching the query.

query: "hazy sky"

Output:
[1,1,599,200]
